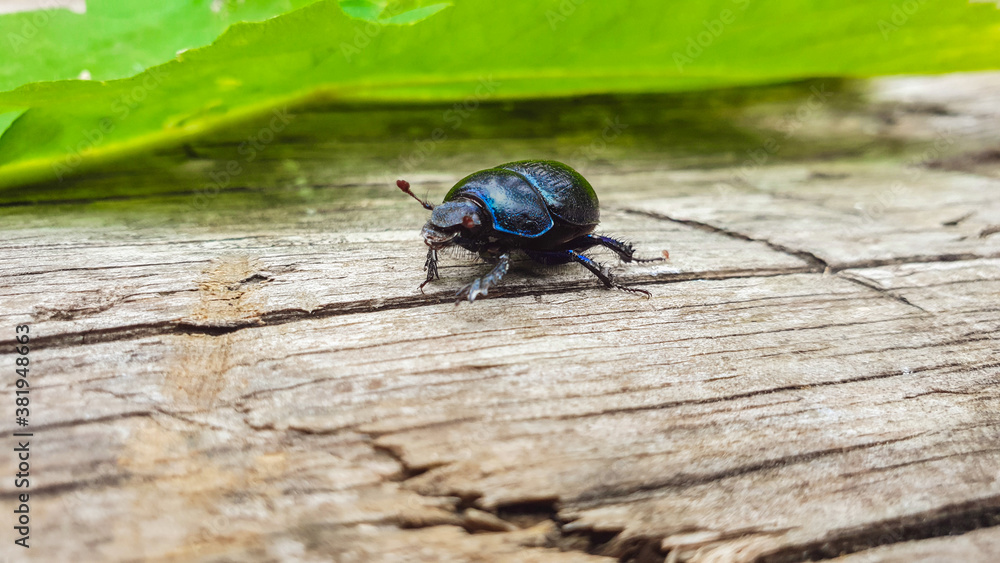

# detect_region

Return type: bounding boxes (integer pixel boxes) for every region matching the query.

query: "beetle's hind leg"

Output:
[418,248,439,292]
[456,252,511,303]
[528,249,650,298]
[576,234,663,263]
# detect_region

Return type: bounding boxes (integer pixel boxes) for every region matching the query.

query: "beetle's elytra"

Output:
[397,160,658,302]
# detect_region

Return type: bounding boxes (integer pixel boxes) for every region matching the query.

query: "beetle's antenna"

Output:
[396,179,434,210]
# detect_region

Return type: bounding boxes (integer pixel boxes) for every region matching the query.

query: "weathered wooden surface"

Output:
[1,74,999,562]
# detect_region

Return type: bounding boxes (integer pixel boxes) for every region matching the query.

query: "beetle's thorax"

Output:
[421,198,483,249]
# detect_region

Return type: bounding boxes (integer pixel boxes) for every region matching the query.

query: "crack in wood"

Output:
[8,253,990,352]
[339,360,988,560]
[371,441,442,483]
[942,211,976,227]
[367,439,601,553]
[571,435,926,509]
[243,359,962,441]
[5,258,214,278]
[837,447,1000,479]
[6,409,157,434]
[621,208,1000,273]
[0,473,135,500]
[832,252,1000,270]
[535,361,961,425]
[369,446,637,560]
[757,496,1000,563]
[0,267,814,350]
[620,208,831,272]
[367,428,645,558]
[836,272,929,313]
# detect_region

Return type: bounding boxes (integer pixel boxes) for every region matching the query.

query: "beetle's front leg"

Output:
[456,252,510,303]
[419,248,439,292]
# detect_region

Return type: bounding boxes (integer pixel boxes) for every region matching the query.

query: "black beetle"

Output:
[397,160,658,302]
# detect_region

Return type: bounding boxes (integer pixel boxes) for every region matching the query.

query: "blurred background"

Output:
[1,0,999,226]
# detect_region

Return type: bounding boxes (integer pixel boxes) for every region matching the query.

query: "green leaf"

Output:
[0,1,318,148]
[1,0,999,191]
[338,0,391,21]
[0,1,318,92]
[0,110,24,139]
[380,3,451,25]
[337,0,450,24]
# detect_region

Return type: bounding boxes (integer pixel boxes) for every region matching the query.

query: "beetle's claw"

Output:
[456,278,487,302]
[606,269,651,299]
[419,248,440,294]
[615,284,652,298]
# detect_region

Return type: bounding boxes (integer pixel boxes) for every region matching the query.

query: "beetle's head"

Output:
[397,179,483,249]
[421,199,482,249]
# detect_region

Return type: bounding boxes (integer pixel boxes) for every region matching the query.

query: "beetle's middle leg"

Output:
[456,252,510,302]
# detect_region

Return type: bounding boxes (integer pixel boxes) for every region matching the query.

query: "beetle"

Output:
[397,160,658,302]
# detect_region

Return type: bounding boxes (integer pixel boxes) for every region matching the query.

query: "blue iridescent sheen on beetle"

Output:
[397,160,656,302]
